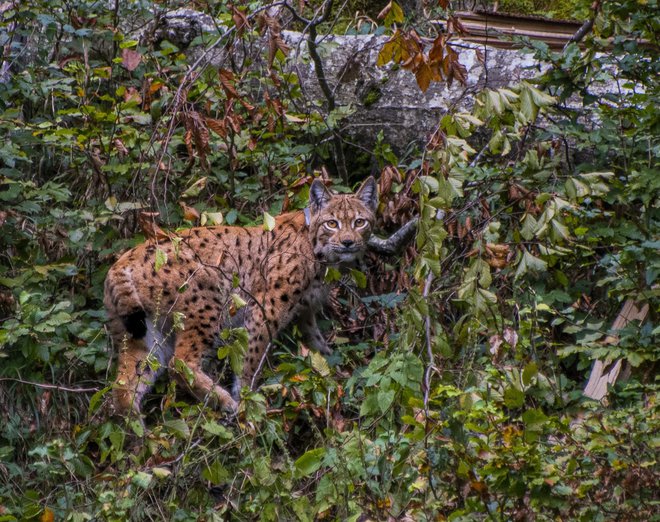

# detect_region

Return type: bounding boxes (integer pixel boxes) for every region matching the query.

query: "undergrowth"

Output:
[0,0,657,520]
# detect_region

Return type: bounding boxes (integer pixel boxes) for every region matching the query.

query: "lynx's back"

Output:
[104,177,379,417]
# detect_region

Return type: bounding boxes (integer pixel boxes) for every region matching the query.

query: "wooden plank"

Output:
[583,300,650,401]
[432,11,585,50]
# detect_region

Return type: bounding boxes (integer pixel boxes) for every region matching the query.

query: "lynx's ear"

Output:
[355,176,378,212]
[309,179,333,212]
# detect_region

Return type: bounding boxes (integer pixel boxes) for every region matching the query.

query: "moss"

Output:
[361,85,382,107]
[497,0,587,20]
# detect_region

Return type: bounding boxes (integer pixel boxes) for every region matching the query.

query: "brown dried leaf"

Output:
[377,1,393,20]
[218,69,239,99]
[475,47,485,64]
[448,15,468,36]
[489,334,503,357]
[123,86,142,104]
[184,128,194,158]
[205,117,227,138]
[231,5,250,35]
[429,34,445,64]
[261,15,290,66]
[138,212,171,241]
[379,165,401,196]
[444,45,467,87]
[179,202,200,222]
[290,175,313,189]
[149,79,164,94]
[503,327,518,349]
[121,48,142,72]
[113,139,128,156]
[415,59,433,92]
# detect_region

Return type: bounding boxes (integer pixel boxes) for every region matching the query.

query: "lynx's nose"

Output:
[341,239,355,248]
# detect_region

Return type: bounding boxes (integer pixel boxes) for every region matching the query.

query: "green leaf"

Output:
[359,393,380,417]
[350,268,367,289]
[519,87,537,122]
[172,358,195,386]
[202,421,234,441]
[88,385,111,415]
[522,408,548,432]
[384,1,404,26]
[295,447,325,477]
[515,249,548,280]
[129,419,144,438]
[217,327,247,375]
[522,361,538,387]
[202,460,229,485]
[503,387,525,408]
[132,471,152,489]
[520,214,538,241]
[324,267,342,283]
[377,389,396,413]
[154,248,167,272]
[202,211,223,226]
[163,418,190,439]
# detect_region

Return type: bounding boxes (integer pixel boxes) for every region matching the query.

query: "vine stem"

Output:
[422,270,434,411]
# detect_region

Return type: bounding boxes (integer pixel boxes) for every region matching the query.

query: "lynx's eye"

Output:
[353,218,367,228]
[325,220,339,230]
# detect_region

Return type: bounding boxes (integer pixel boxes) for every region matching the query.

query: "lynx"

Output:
[104,177,381,416]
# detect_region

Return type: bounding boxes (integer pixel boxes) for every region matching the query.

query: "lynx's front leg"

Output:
[297,308,331,355]
[240,282,313,391]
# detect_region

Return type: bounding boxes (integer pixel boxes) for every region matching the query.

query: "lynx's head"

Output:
[308,177,378,266]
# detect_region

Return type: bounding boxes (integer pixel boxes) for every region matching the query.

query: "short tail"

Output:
[104,265,148,339]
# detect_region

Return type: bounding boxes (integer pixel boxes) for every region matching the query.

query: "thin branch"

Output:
[283,0,349,183]
[0,378,101,393]
[567,0,602,46]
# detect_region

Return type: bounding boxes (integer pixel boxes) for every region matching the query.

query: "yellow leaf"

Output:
[310,352,330,377]
[181,177,207,198]
[203,211,223,226]
[263,211,276,231]
[41,508,55,522]
[231,293,247,309]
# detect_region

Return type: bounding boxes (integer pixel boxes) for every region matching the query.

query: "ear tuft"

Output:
[309,179,332,211]
[355,176,378,212]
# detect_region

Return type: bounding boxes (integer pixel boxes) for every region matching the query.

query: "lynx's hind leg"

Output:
[168,329,237,412]
[109,313,169,417]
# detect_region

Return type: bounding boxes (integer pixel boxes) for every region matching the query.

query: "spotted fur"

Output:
[104,177,378,416]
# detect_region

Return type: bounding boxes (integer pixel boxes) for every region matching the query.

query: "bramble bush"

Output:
[0,0,657,520]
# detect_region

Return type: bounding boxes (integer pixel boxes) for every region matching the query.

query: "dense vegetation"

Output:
[0,0,657,520]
